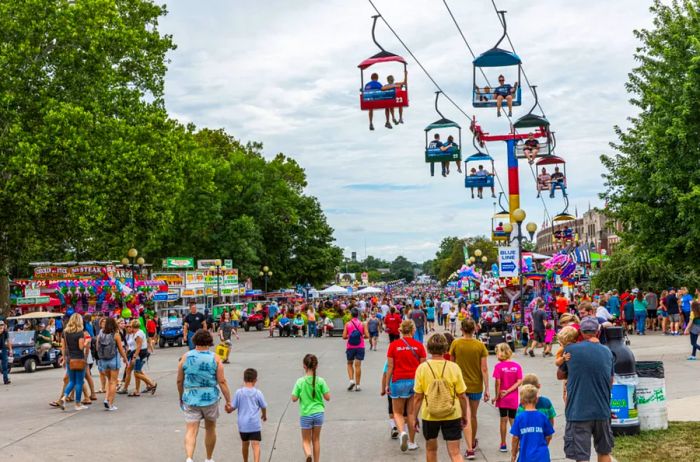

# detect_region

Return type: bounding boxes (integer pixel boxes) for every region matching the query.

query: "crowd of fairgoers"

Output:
[1,283,698,462]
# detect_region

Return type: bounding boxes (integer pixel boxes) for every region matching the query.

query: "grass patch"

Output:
[614,421,700,462]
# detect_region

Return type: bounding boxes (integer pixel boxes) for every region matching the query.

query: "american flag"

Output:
[569,243,591,264]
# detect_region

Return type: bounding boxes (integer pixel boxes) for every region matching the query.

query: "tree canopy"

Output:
[597,0,700,289]
[424,236,498,283]
[0,0,342,313]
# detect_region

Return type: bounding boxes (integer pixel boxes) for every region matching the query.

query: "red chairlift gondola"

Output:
[358,15,408,130]
[535,155,568,199]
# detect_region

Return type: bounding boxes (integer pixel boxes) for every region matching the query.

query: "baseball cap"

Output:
[0,320,5,326]
[580,316,600,332]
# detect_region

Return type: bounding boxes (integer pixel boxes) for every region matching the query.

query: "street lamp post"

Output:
[502,209,538,324]
[210,259,222,304]
[259,266,273,292]
[472,249,488,302]
[121,247,145,290]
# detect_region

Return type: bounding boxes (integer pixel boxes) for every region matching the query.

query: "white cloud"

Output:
[159,0,656,261]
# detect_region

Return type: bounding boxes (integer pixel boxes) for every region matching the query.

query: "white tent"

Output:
[357,286,383,294]
[319,284,348,295]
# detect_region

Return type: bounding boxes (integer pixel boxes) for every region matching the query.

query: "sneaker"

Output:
[399,432,408,452]
[473,438,478,450]
[465,450,476,460]
[499,444,508,452]
[528,350,535,357]
[107,405,118,411]
[354,386,362,392]
[508,110,512,117]
[74,404,89,411]
[385,122,392,129]
[688,356,697,361]
[497,111,502,117]
[407,442,419,451]
[369,124,374,131]
[391,426,399,439]
[186,458,194,462]
[204,459,215,462]
[103,400,109,410]
[347,381,355,391]
[392,118,399,125]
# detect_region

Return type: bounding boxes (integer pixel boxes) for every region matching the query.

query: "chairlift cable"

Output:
[490,0,547,118]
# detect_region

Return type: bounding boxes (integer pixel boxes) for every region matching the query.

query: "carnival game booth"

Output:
[16,261,167,317]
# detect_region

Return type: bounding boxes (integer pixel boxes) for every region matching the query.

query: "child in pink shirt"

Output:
[492,343,523,453]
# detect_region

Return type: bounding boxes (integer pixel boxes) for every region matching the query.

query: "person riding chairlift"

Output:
[523,134,540,165]
[475,164,495,199]
[537,167,551,198]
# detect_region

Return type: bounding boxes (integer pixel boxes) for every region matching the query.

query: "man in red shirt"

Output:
[556,294,569,316]
[384,307,402,343]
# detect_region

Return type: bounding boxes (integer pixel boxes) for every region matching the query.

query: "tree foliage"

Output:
[425,236,498,282]
[0,0,342,313]
[598,0,700,289]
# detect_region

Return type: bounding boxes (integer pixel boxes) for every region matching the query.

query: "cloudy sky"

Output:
[159,0,654,262]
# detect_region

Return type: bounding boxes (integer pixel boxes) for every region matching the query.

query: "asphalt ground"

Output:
[0,328,695,462]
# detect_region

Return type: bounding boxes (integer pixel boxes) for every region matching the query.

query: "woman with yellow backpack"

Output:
[413,333,470,462]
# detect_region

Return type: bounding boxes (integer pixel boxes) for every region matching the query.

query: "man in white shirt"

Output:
[440,299,452,329]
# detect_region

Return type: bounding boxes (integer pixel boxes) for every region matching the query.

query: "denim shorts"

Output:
[300,412,324,429]
[467,392,483,401]
[98,356,121,372]
[346,348,365,361]
[389,379,415,399]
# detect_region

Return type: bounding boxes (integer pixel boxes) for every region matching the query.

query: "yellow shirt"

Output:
[449,337,488,393]
[231,310,239,321]
[414,359,467,421]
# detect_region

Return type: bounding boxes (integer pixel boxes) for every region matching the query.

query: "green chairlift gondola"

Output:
[513,86,554,159]
[425,91,461,177]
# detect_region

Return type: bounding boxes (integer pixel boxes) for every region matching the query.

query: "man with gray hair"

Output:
[558,316,614,462]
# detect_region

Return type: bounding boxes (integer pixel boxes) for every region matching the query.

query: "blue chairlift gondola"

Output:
[464,150,495,199]
[472,11,522,109]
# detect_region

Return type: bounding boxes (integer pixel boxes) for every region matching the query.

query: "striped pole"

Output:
[506,139,519,220]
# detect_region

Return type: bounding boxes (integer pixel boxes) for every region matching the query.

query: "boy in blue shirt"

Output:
[515,374,556,426]
[228,368,268,462]
[511,384,554,462]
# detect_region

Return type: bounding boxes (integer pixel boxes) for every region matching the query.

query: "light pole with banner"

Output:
[500,208,538,323]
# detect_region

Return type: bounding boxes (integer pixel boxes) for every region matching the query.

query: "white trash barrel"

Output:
[635,361,668,431]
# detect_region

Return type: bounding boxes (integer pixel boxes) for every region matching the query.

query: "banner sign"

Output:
[498,247,520,278]
[204,269,239,286]
[152,272,185,288]
[197,259,221,269]
[15,296,50,306]
[164,257,194,269]
[33,265,114,280]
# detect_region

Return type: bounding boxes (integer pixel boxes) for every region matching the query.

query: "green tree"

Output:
[599,0,700,288]
[390,256,415,283]
[0,0,177,314]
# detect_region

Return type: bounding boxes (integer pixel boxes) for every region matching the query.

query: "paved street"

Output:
[0,330,696,462]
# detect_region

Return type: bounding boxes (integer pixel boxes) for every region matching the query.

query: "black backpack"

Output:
[97,333,117,360]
